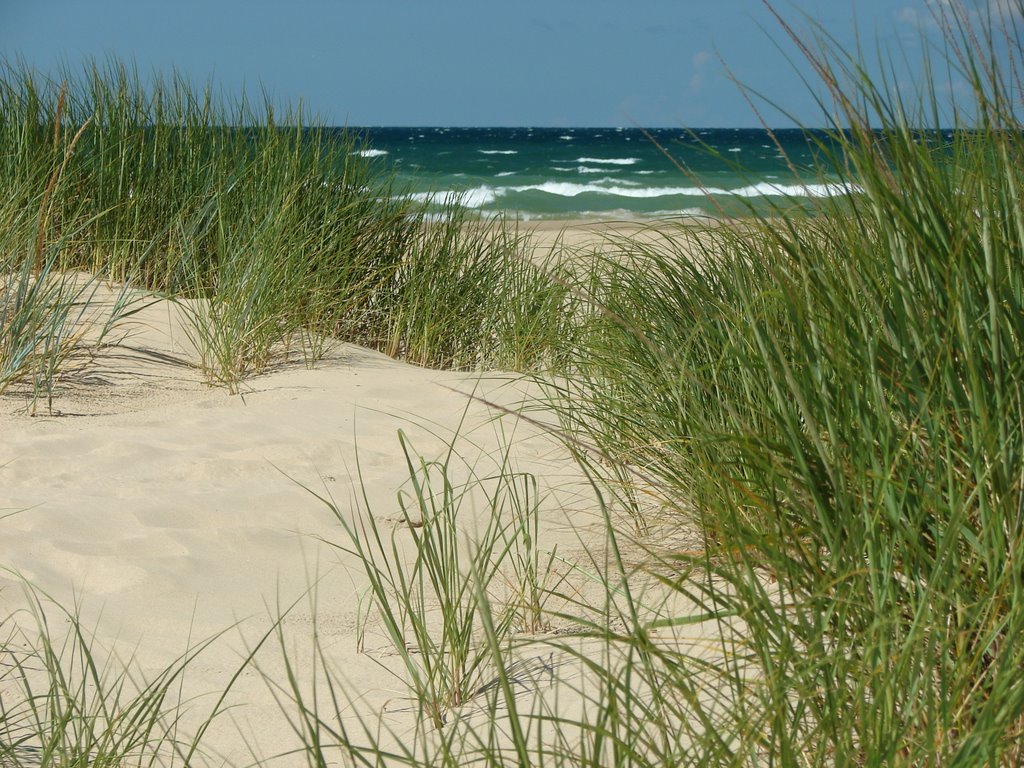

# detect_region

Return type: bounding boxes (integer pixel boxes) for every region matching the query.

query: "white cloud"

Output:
[896,3,942,29]
[899,0,1022,28]
[689,50,713,94]
[988,0,1023,20]
[897,6,923,25]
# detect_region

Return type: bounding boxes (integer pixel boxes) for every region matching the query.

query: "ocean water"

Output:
[347,127,855,220]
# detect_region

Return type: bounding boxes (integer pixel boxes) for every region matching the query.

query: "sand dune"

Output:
[0,281,627,764]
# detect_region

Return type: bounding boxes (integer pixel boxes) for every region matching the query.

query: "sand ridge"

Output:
[0,221,720,764]
[0,281,614,764]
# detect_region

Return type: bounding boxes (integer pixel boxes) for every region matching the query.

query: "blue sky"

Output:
[0,1,1008,127]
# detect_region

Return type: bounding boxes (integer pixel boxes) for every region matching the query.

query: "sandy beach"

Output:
[4,3,1021,760]
[0,222,707,765]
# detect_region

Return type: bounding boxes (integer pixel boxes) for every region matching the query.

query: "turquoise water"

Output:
[347,127,856,220]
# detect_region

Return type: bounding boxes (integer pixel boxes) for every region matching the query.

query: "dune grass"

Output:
[315,427,561,732]
[3,1,1024,766]
[0,582,208,768]
[0,58,571,394]
[269,3,1024,766]
[381,208,581,372]
[0,168,136,411]
[549,4,1024,764]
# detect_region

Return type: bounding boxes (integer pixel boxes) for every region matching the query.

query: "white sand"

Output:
[0,241,713,765]
[0,283,601,764]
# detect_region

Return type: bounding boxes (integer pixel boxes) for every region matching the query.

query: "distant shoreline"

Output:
[359,126,857,220]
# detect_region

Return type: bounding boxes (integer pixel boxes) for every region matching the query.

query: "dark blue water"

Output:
[347,127,859,219]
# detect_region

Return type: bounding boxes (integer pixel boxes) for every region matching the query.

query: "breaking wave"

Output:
[405,181,859,209]
[575,157,641,165]
[408,187,499,208]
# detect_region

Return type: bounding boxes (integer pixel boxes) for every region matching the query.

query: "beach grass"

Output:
[0,172,135,411]
[551,4,1024,764]
[270,2,1024,765]
[0,58,571,393]
[314,425,560,732]
[0,581,208,768]
[2,0,1024,765]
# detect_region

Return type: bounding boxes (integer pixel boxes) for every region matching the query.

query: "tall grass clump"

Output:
[381,207,582,372]
[556,2,1024,763]
[0,58,574,392]
[278,3,1024,765]
[310,428,561,734]
[0,60,395,388]
[0,59,389,289]
[0,161,133,411]
[276,436,727,767]
[0,582,211,768]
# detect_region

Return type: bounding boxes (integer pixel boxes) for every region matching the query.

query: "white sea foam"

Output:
[419,212,455,223]
[353,149,388,158]
[404,180,859,210]
[728,147,742,152]
[409,187,498,207]
[505,182,690,199]
[502,180,861,200]
[495,171,517,177]
[559,135,574,140]
[552,166,575,172]
[577,166,618,174]
[724,182,862,198]
[461,187,498,206]
[576,157,640,165]
[576,176,640,186]
[565,207,713,222]
[479,149,518,155]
